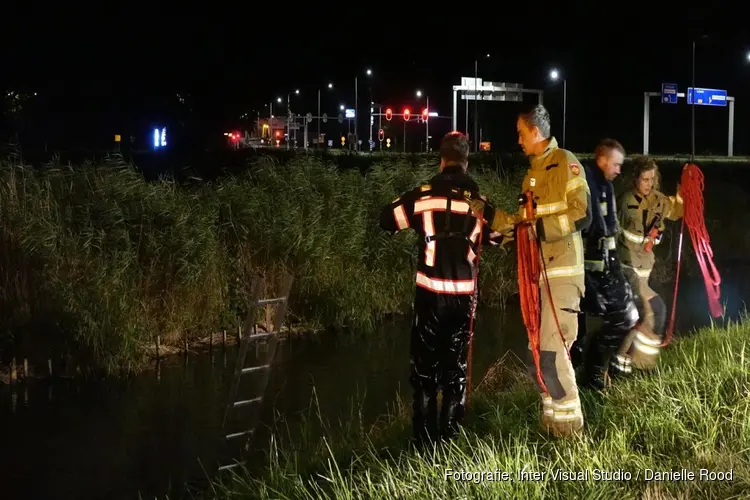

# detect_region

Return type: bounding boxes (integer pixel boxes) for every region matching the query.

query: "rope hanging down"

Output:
[515,190,570,394]
[517,222,548,394]
[664,163,722,346]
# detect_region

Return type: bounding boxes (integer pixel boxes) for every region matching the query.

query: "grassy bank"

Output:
[0,154,520,374]
[213,317,750,499]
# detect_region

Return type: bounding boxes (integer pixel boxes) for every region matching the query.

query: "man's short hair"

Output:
[519,104,551,139]
[595,138,625,159]
[440,131,470,165]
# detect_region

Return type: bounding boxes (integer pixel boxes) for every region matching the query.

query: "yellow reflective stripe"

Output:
[558,214,571,235]
[623,264,652,278]
[553,399,580,410]
[635,331,662,346]
[604,236,616,250]
[622,228,644,244]
[536,200,567,216]
[633,338,660,356]
[393,205,409,230]
[541,264,585,279]
[565,176,588,194]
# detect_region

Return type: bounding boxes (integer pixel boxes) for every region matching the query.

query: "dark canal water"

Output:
[0,276,746,499]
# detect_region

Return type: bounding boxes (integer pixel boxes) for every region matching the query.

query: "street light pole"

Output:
[426,95,430,152]
[317,88,321,147]
[691,40,696,161]
[354,76,358,151]
[473,59,478,152]
[287,93,291,150]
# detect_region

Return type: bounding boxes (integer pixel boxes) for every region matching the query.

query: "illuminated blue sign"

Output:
[153,127,167,149]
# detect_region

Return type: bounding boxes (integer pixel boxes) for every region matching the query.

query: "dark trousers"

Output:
[410,287,474,444]
[572,260,638,382]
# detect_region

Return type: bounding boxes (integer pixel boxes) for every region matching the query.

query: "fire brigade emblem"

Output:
[569,163,580,176]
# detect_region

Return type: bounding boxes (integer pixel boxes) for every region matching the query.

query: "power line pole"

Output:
[691,40,696,161]
[473,59,478,152]
[354,76,359,151]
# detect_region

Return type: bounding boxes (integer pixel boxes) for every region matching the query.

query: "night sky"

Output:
[2,12,748,155]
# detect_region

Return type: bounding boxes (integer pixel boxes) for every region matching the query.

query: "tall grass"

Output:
[0,154,519,374]
[212,317,750,499]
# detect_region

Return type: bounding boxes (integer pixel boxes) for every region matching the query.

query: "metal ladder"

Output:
[217,271,294,472]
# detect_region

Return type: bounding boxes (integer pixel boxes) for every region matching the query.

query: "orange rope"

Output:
[517,222,548,393]
[516,191,571,394]
[663,163,722,346]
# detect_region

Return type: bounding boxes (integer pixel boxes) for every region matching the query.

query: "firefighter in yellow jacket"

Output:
[469,105,591,437]
[613,156,683,373]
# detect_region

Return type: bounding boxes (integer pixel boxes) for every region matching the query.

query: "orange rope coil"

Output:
[664,163,722,346]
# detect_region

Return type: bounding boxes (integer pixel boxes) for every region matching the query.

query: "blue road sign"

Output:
[661,83,679,104]
[687,87,727,107]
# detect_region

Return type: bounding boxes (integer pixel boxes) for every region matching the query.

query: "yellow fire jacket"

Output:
[494,137,591,290]
[618,188,684,279]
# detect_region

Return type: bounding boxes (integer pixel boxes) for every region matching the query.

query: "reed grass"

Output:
[0,153,519,374]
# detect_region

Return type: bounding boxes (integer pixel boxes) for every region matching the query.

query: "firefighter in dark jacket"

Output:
[379,131,497,444]
[570,139,639,390]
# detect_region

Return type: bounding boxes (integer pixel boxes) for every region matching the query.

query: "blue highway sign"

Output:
[661,83,679,104]
[687,87,727,107]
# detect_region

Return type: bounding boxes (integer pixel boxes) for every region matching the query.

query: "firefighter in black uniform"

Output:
[571,139,639,390]
[379,131,497,444]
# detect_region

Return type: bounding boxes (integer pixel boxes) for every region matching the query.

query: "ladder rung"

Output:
[241,364,270,375]
[218,462,241,472]
[226,429,255,440]
[257,297,286,306]
[233,397,262,407]
[246,332,275,341]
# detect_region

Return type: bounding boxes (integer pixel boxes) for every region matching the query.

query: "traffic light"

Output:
[275,130,281,139]
[403,108,410,121]
[422,109,429,122]
[378,129,384,142]
[386,138,391,148]
[385,108,392,121]
[341,136,346,146]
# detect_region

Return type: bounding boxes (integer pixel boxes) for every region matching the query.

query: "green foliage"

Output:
[0,154,520,374]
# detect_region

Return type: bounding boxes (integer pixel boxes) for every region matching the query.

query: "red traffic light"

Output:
[403,108,411,121]
[385,108,392,121]
[378,128,384,141]
[422,109,429,122]
[275,130,281,139]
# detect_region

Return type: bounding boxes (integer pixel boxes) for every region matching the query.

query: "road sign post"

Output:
[643,88,735,156]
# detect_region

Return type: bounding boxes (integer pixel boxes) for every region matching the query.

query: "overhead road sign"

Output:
[687,87,727,107]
